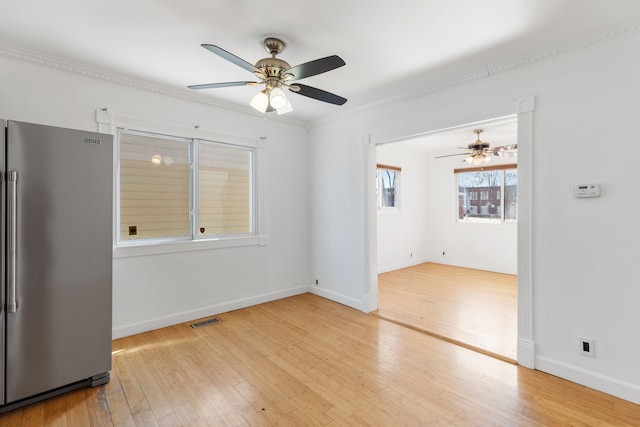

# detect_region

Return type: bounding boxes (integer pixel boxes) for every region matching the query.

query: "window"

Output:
[376,164,401,209]
[197,141,252,237]
[118,129,254,244]
[455,164,517,223]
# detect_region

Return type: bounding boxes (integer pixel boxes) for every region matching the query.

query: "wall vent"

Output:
[189,317,221,329]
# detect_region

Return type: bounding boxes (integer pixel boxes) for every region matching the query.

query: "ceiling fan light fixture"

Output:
[189,38,347,114]
[250,90,269,113]
[463,153,492,165]
[276,97,293,115]
[269,86,288,109]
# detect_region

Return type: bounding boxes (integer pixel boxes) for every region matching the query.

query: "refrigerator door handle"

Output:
[7,170,18,313]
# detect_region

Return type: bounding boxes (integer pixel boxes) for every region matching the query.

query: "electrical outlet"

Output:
[442,251,446,256]
[579,337,595,357]
[315,279,319,285]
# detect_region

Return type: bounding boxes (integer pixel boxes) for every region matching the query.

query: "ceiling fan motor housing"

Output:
[254,57,291,78]
[468,142,490,151]
[255,37,295,81]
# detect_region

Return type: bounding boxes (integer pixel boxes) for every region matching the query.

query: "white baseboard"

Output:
[378,258,516,275]
[427,258,517,275]
[112,285,308,339]
[308,286,365,312]
[536,355,640,404]
[517,338,535,368]
[377,257,430,274]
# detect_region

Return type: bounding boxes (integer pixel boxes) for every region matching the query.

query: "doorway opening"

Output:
[373,116,518,362]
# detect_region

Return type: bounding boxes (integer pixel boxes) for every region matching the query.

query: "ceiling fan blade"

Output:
[435,153,470,158]
[492,144,518,152]
[285,55,346,80]
[290,84,347,105]
[188,81,258,90]
[201,44,261,74]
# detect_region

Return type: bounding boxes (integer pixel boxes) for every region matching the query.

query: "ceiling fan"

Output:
[435,129,517,165]
[188,37,347,115]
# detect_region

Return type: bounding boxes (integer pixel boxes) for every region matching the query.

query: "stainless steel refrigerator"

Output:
[0,120,113,412]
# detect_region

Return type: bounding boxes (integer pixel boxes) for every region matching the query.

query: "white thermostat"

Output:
[574,184,601,198]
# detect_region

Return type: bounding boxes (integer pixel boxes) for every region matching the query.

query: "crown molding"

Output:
[0,42,304,128]
[488,21,640,75]
[309,20,640,129]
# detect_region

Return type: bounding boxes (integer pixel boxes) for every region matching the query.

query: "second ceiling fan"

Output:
[188,37,347,115]
[435,129,517,165]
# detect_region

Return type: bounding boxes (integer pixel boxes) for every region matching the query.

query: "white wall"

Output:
[376,141,518,275]
[425,153,517,275]
[308,33,640,403]
[376,143,431,272]
[0,51,310,338]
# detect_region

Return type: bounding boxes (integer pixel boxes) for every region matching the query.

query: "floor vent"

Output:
[189,317,221,329]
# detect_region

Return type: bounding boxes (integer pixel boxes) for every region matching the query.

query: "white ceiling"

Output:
[2,0,640,125]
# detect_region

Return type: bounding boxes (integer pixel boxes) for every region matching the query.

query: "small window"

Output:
[455,164,517,223]
[376,164,401,209]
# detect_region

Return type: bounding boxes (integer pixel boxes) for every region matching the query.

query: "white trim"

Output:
[377,257,431,275]
[371,108,518,146]
[308,286,366,312]
[516,99,535,368]
[112,284,309,339]
[536,356,640,405]
[97,108,258,148]
[113,235,262,258]
[255,138,267,246]
[98,108,267,255]
[363,135,378,312]
[517,339,536,368]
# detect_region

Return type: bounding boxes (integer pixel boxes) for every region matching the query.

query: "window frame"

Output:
[454,163,517,224]
[117,128,193,244]
[116,129,259,253]
[376,163,401,210]
[97,109,266,258]
[193,138,256,240]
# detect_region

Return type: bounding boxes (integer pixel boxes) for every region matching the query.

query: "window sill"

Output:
[453,220,517,228]
[377,207,402,215]
[113,235,266,259]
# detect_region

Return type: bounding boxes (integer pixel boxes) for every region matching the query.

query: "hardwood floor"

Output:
[376,262,517,362]
[2,293,639,426]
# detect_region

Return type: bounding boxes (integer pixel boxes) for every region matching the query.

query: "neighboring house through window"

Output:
[455,164,517,223]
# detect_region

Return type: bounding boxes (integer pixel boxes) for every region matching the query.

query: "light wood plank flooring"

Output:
[2,293,639,426]
[376,262,517,362]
